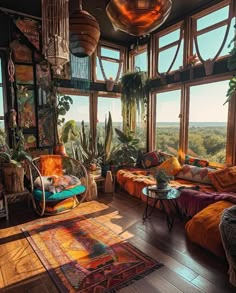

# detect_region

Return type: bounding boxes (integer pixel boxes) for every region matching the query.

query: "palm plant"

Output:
[111,128,140,165]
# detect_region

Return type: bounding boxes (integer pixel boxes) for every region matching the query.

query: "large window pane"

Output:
[159,29,180,48]
[134,51,147,72]
[156,90,181,155]
[97,96,122,147]
[96,58,119,80]
[158,44,183,73]
[197,6,229,31]
[188,81,228,163]
[101,47,120,59]
[62,95,90,157]
[197,26,229,60]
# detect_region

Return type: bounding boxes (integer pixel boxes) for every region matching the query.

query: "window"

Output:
[97,96,122,145]
[134,50,148,72]
[155,90,181,155]
[62,95,90,156]
[188,81,228,163]
[192,2,235,62]
[155,23,184,74]
[96,44,124,82]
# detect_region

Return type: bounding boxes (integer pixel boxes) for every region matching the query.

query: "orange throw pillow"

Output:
[39,155,63,176]
[156,156,182,176]
[208,166,236,192]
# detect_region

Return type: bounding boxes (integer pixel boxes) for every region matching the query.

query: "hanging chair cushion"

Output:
[33,184,86,201]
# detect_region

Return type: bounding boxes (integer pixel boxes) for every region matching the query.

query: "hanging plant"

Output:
[120,70,148,134]
[225,24,236,105]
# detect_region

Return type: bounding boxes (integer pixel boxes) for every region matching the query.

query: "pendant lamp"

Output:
[69,0,100,58]
[106,0,172,36]
[42,0,69,75]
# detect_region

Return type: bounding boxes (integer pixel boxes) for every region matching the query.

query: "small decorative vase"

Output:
[105,171,113,193]
[157,181,168,190]
[106,79,115,91]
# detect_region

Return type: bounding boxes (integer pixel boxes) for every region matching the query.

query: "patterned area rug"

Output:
[22,215,163,292]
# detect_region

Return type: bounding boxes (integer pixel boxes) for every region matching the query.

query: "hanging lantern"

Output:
[42,0,69,75]
[106,0,172,36]
[69,0,100,58]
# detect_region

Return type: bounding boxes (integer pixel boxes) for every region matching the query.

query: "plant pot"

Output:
[101,164,110,177]
[2,163,24,193]
[53,144,67,156]
[157,182,168,190]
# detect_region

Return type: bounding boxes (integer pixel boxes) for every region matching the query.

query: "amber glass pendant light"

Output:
[106,0,172,36]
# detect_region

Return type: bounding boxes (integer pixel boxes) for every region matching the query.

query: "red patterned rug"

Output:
[22,215,162,292]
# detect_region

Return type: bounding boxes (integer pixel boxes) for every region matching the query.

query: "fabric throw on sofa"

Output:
[219,205,236,287]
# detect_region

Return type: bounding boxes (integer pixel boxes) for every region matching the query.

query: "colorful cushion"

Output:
[33,184,86,201]
[156,156,182,176]
[39,197,78,214]
[34,175,81,193]
[176,165,213,184]
[142,151,161,168]
[185,155,209,167]
[185,200,234,258]
[39,155,63,176]
[208,166,236,192]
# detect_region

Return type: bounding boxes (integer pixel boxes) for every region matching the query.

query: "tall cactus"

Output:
[104,111,113,164]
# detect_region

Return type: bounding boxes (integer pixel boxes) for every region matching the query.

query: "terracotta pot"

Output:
[53,144,67,156]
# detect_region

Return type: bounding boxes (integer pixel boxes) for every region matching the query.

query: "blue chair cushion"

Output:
[33,185,86,201]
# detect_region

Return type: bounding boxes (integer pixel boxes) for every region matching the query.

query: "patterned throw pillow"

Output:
[142,151,161,168]
[185,155,209,168]
[156,156,182,176]
[208,166,236,192]
[176,164,213,184]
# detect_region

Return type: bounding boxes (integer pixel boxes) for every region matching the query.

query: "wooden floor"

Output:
[0,190,235,293]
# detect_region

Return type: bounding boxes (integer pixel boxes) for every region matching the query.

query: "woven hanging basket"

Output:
[70,9,100,57]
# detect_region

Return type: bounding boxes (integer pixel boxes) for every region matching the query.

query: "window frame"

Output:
[190,0,234,64]
[95,41,127,83]
[152,21,184,77]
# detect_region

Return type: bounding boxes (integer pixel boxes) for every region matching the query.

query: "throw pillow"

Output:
[185,155,209,167]
[176,164,213,184]
[208,166,236,192]
[142,151,161,168]
[156,156,182,176]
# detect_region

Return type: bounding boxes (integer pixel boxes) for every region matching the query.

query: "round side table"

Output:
[142,185,181,231]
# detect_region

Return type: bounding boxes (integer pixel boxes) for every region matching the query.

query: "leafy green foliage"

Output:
[57,95,73,126]
[111,128,140,165]
[0,129,32,166]
[225,25,236,104]
[155,169,172,183]
[120,70,148,134]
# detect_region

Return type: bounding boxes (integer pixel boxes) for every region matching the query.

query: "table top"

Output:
[142,185,180,200]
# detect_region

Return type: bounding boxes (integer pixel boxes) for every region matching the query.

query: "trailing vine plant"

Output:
[225,24,236,105]
[120,69,148,134]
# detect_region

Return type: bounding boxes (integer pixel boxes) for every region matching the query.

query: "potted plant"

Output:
[44,83,73,155]
[155,169,172,189]
[112,128,140,166]
[0,129,32,193]
[120,69,148,134]
[225,24,236,104]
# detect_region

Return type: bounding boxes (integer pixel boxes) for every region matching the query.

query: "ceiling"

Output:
[0,0,222,46]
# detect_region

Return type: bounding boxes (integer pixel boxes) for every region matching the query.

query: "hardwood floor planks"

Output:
[0,191,235,292]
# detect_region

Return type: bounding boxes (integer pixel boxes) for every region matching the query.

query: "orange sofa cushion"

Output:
[185,200,235,258]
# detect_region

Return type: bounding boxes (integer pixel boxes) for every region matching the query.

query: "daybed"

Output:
[116,152,236,259]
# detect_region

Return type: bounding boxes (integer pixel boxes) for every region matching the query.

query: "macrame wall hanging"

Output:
[41,0,69,76]
[70,53,91,91]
